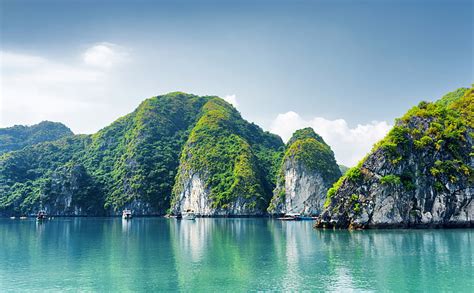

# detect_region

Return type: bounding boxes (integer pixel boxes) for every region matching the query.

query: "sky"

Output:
[0,0,472,166]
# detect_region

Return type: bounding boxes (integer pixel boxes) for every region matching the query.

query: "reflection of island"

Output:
[121,218,131,233]
[314,229,474,291]
[169,218,276,291]
[267,220,318,291]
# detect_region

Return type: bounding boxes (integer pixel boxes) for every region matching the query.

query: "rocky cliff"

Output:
[316,87,473,229]
[268,128,341,216]
[171,98,284,216]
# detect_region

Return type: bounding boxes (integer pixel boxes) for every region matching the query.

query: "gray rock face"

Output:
[40,164,104,216]
[317,113,473,229]
[269,159,329,216]
[172,171,264,216]
[268,127,341,216]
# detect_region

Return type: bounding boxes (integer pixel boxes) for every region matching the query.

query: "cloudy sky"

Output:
[1,0,472,166]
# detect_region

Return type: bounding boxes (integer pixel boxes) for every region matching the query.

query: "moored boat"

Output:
[277,213,302,221]
[182,210,196,220]
[36,211,48,221]
[122,209,132,220]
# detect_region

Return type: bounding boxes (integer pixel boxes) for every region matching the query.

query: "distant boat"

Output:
[19,216,28,220]
[122,209,132,220]
[9,216,16,220]
[182,209,196,220]
[36,211,48,221]
[299,216,318,221]
[277,213,302,221]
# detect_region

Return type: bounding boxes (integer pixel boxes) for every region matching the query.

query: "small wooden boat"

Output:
[122,209,132,220]
[36,211,48,221]
[277,213,302,221]
[182,210,196,220]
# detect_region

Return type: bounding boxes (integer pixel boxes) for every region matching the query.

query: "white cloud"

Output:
[0,44,130,133]
[223,94,238,108]
[270,111,392,166]
[82,42,128,69]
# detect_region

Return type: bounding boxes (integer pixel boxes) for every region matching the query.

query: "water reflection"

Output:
[0,218,472,291]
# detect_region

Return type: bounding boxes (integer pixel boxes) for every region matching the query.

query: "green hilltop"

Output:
[0,93,284,216]
[0,121,73,155]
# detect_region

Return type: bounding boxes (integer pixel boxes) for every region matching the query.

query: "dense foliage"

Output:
[0,93,213,215]
[172,98,284,211]
[283,128,340,183]
[324,86,474,208]
[0,93,285,215]
[270,127,341,212]
[0,121,73,155]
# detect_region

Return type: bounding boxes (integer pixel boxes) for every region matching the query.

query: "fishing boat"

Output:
[122,209,132,220]
[182,209,196,220]
[36,211,48,221]
[277,213,302,221]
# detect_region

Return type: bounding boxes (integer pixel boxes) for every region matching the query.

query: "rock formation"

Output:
[316,87,473,229]
[268,128,341,216]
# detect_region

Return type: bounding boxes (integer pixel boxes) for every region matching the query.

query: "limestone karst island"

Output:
[1,0,472,291]
[1,88,472,228]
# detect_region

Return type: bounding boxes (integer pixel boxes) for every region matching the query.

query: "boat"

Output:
[277,213,302,221]
[19,216,28,220]
[9,216,16,220]
[299,216,319,221]
[122,209,132,220]
[182,209,196,220]
[36,211,48,221]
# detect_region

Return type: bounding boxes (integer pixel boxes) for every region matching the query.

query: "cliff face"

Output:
[268,128,341,216]
[316,87,473,229]
[171,98,284,216]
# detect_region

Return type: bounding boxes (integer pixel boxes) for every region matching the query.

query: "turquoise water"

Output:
[0,218,472,292]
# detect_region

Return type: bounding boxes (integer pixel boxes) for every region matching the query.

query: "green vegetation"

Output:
[338,164,349,175]
[323,86,474,208]
[0,121,73,155]
[283,128,341,183]
[172,98,284,211]
[380,174,401,185]
[268,127,340,213]
[2,93,277,215]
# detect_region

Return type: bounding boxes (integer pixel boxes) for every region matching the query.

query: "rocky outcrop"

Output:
[268,128,341,216]
[171,98,283,216]
[27,163,103,216]
[172,172,264,216]
[316,87,473,229]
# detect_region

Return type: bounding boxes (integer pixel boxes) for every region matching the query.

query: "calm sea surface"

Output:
[0,218,472,292]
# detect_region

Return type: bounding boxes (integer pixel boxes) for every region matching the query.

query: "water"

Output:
[0,218,472,292]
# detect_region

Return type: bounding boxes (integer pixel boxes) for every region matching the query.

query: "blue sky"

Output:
[1,0,472,165]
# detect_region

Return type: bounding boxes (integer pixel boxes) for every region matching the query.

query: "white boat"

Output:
[36,211,48,221]
[182,210,196,220]
[122,209,132,220]
[277,213,302,221]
